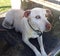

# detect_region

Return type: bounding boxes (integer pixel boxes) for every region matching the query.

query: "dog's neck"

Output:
[27,19,43,37]
[22,17,42,38]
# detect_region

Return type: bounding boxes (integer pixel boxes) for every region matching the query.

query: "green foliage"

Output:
[0,0,11,13]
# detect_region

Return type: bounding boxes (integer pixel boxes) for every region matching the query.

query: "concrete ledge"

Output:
[30,0,60,11]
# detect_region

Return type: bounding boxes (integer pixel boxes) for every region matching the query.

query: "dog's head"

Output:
[24,8,52,32]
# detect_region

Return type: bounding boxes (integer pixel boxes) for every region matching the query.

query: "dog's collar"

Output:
[27,19,43,37]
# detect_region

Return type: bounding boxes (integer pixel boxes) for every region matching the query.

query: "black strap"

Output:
[27,19,43,37]
[35,30,43,37]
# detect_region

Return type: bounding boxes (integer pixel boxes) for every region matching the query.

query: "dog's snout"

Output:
[45,23,52,30]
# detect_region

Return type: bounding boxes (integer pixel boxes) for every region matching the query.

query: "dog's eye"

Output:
[45,14,48,17]
[35,15,41,19]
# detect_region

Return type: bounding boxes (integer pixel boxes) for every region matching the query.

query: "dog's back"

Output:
[2,9,24,32]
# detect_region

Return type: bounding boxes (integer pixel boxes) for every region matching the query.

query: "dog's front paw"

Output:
[36,52,41,56]
[42,53,48,56]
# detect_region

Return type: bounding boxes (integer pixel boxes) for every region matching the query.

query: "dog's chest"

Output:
[27,29,39,38]
[14,17,39,38]
[22,18,39,38]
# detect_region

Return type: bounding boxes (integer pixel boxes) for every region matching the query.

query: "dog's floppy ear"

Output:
[24,10,31,17]
[45,9,54,25]
[45,9,53,17]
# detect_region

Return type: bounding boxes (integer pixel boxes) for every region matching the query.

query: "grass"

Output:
[0,0,11,13]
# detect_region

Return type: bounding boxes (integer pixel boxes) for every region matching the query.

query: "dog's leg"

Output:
[37,36,47,56]
[2,11,14,29]
[22,37,41,56]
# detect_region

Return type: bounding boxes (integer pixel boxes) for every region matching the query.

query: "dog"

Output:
[2,8,52,56]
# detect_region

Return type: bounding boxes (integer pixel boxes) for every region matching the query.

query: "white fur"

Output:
[2,8,51,56]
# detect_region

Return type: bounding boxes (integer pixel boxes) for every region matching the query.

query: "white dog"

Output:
[2,8,52,56]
